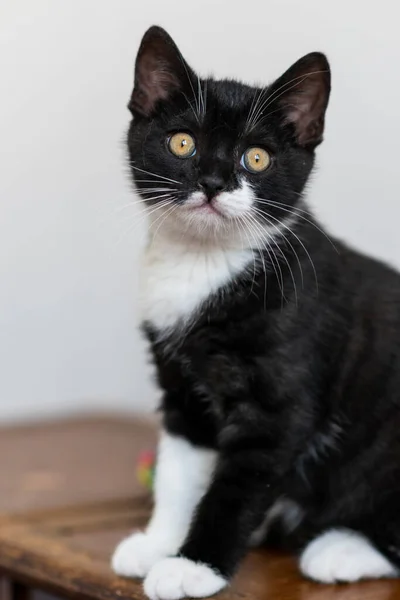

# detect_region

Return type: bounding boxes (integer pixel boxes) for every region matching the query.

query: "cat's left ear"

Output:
[272,52,331,148]
[129,26,196,117]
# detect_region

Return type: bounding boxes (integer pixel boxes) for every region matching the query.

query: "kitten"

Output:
[112,26,400,599]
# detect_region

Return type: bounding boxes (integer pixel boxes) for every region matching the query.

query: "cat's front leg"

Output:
[144,448,273,599]
[111,431,217,578]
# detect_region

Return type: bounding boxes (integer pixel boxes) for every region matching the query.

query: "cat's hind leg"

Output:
[299,528,398,584]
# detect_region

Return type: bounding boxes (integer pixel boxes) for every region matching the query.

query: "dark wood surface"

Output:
[0,416,157,515]
[1,417,400,600]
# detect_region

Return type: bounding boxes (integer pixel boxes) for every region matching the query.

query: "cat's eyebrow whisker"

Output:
[245,87,269,132]
[247,69,328,131]
[130,164,182,185]
[197,74,205,117]
[177,52,201,123]
[253,102,306,127]
[181,91,201,123]
[244,90,259,130]
[248,74,308,131]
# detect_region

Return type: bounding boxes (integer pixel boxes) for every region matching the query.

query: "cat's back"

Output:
[340,243,400,306]
[330,243,400,355]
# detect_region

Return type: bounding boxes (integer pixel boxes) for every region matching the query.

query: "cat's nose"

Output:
[198,175,225,200]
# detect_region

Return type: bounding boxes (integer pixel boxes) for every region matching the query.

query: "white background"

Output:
[1,0,399,422]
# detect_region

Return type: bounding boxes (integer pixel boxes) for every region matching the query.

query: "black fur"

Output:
[130,26,400,579]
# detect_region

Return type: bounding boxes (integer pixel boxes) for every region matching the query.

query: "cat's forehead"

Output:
[205,79,265,130]
[158,77,279,143]
[207,78,259,110]
[176,79,266,135]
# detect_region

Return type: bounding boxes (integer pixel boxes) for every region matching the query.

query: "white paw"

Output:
[111,532,173,578]
[144,557,227,600]
[300,529,397,583]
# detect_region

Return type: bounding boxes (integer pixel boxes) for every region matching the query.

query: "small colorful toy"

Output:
[137,450,156,490]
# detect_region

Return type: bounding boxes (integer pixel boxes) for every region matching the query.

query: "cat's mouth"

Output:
[183,192,226,218]
[189,202,224,217]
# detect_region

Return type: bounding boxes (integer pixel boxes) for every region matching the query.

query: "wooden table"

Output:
[1,417,400,600]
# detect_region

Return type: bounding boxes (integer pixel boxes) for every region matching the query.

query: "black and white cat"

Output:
[111,26,400,600]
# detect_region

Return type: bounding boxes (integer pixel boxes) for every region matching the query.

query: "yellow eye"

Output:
[242,147,271,173]
[168,132,196,158]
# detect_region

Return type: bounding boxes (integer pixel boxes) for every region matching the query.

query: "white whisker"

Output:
[243,212,287,307]
[149,202,180,246]
[95,193,175,227]
[251,210,300,304]
[253,205,318,296]
[245,87,268,132]
[252,207,304,289]
[181,91,200,123]
[203,79,208,116]
[177,52,201,122]
[247,70,328,131]
[140,188,179,194]
[134,179,177,184]
[266,211,318,295]
[255,197,338,252]
[241,213,269,307]
[233,215,258,299]
[113,198,175,249]
[197,74,204,117]
[130,164,182,185]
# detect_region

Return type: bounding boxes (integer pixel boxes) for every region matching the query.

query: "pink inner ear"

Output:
[134,54,180,115]
[283,73,328,147]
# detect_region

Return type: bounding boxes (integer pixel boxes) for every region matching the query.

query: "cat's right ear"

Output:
[271,52,331,149]
[129,26,195,117]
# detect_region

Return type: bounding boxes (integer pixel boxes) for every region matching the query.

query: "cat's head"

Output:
[127,26,330,247]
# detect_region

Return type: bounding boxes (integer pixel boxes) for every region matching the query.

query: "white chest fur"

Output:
[140,237,252,331]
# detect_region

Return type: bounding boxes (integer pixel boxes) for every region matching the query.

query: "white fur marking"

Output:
[144,557,227,600]
[214,181,255,218]
[141,179,298,331]
[186,180,254,219]
[111,432,217,578]
[112,532,170,578]
[300,529,398,583]
[141,238,252,330]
